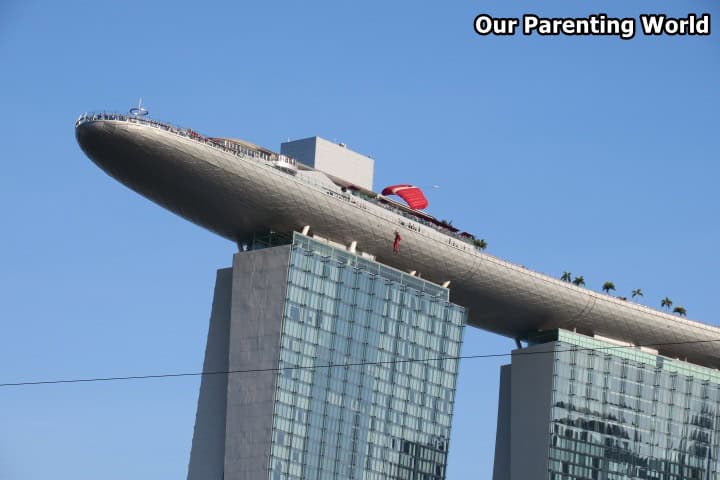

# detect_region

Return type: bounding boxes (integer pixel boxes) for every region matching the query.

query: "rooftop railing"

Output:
[76,112,276,162]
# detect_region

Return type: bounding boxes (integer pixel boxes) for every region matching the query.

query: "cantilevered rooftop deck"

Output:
[76,113,720,369]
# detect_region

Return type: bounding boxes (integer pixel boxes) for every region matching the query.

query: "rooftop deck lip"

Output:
[75,113,719,340]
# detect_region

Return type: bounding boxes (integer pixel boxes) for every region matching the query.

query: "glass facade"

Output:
[542,330,720,480]
[268,234,466,480]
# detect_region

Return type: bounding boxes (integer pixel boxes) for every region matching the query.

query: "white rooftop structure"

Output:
[281,136,374,190]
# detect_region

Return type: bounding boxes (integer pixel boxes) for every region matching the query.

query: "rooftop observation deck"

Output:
[76,112,720,370]
[76,112,485,251]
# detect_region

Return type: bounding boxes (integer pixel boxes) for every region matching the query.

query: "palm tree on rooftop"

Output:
[474,238,488,251]
[572,276,585,287]
[561,271,572,282]
[661,297,673,310]
[673,306,687,317]
[602,281,616,295]
[631,288,643,299]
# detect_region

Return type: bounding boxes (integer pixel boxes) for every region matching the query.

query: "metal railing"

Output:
[76,112,275,162]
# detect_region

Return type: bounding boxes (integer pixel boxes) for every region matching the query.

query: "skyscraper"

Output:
[188,233,465,480]
[493,330,720,480]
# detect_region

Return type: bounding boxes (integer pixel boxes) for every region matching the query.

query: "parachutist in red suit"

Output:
[393,231,402,254]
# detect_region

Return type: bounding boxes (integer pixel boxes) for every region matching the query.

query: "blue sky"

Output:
[0,1,717,478]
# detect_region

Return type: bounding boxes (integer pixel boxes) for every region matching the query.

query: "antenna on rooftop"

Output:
[129,97,149,117]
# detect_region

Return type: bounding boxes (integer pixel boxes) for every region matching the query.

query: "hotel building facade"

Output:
[494,330,720,480]
[187,234,465,480]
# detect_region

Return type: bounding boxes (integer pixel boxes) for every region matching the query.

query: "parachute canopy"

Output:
[381,184,429,210]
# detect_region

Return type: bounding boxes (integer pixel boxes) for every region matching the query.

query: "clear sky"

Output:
[0,1,718,479]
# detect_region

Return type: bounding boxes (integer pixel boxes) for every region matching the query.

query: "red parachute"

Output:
[381,184,429,210]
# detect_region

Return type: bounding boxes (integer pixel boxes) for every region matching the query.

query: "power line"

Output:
[2,337,719,389]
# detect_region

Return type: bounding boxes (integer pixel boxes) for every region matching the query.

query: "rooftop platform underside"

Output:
[75,115,720,369]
